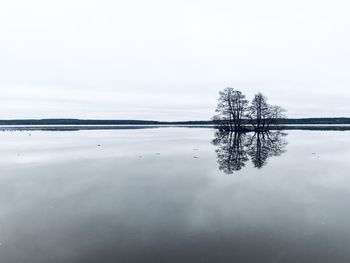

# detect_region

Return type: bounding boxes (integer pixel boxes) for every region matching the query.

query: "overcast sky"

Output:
[0,0,349,120]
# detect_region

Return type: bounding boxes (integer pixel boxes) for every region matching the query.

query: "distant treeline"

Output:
[0,118,350,125]
[275,118,350,124]
[0,119,161,125]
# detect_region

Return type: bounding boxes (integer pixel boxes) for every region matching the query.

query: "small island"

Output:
[213,88,285,132]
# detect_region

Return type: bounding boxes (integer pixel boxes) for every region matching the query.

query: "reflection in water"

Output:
[213,131,288,174]
[2,129,350,262]
[212,132,249,174]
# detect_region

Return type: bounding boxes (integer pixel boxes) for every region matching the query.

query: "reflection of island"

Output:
[212,131,287,174]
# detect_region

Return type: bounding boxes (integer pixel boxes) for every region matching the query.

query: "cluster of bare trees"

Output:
[214,88,286,131]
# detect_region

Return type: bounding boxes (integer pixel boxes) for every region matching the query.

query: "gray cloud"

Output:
[0,0,349,120]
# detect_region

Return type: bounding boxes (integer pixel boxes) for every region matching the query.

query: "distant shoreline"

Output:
[1,118,350,126]
[1,124,350,131]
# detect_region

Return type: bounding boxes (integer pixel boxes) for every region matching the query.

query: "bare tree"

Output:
[248,93,269,131]
[213,88,248,131]
[248,93,286,131]
[265,105,286,130]
[214,89,286,132]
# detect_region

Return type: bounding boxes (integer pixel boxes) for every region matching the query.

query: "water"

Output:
[0,128,350,263]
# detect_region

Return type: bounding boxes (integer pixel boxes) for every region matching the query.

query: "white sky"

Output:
[0,0,349,120]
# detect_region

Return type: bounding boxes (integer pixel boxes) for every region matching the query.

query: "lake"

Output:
[0,127,349,263]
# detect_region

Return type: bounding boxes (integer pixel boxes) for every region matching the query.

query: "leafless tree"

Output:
[248,93,286,131]
[265,105,286,130]
[213,88,248,131]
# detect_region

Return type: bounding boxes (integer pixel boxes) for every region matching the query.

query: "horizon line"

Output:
[0,117,350,122]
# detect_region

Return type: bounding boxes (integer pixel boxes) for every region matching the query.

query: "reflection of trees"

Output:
[212,131,249,174]
[247,132,287,168]
[212,131,287,174]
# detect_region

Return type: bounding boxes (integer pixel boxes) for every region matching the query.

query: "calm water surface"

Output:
[0,128,349,263]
